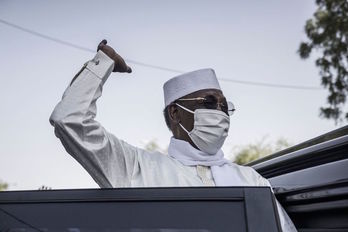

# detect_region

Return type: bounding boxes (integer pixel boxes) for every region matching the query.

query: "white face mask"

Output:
[176,103,230,155]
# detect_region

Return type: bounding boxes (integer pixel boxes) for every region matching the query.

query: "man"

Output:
[50,40,297,231]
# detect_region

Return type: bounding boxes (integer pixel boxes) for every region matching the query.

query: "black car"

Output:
[250,125,348,231]
[1,126,347,232]
[0,187,281,232]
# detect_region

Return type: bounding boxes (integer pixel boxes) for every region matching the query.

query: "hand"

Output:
[97,39,132,73]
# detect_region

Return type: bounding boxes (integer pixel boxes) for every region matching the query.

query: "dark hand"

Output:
[97,39,132,73]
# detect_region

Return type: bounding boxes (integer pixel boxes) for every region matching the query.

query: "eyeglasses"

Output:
[176,95,236,116]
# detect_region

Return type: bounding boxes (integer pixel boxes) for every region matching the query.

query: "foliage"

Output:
[233,138,291,165]
[143,139,168,154]
[144,139,161,152]
[0,180,9,191]
[298,0,348,123]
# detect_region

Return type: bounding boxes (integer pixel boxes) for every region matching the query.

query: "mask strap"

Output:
[179,122,190,134]
[175,103,194,114]
[175,103,193,134]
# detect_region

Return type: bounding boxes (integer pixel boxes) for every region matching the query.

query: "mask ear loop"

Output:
[175,103,194,134]
[175,103,194,114]
[178,122,190,134]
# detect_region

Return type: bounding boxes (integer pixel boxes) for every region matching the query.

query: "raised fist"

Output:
[97,39,132,73]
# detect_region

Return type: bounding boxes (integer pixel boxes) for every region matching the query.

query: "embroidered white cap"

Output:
[163,68,221,107]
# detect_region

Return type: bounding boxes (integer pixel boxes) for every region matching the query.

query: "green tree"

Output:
[0,180,9,191]
[298,0,348,123]
[142,139,168,154]
[233,138,291,165]
[144,139,161,152]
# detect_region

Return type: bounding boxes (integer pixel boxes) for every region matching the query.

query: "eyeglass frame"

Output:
[175,96,236,116]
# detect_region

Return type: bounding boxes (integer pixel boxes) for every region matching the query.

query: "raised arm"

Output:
[50,40,136,188]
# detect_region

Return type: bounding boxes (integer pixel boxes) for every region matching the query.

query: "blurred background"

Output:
[0,0,347,190]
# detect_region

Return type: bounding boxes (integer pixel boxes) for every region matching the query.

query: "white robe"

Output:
[50,51,297,232]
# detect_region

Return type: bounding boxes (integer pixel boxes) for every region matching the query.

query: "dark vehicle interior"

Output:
[0,187,280,232]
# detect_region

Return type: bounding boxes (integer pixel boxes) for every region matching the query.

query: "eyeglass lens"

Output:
[203,95,235,116]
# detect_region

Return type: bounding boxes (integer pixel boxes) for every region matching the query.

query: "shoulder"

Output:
[136,148,173,163]
[229,162,271,187]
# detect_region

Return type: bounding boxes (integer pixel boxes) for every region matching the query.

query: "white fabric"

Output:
[176,104,230,155]
[163,68,221,106]
[50,51,297,232]
[168,137,249,186]
[196,165,215,186]
[168,137,227,166]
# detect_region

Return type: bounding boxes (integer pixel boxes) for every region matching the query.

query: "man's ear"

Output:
[169,104,180,125]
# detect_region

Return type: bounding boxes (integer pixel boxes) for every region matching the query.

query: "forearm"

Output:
[50,51,138,188]
[50,50,114,125]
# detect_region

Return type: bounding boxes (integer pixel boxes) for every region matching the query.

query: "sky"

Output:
[0,0,344,190]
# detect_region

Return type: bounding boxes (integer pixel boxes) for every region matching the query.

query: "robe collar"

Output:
[168,137,230,166]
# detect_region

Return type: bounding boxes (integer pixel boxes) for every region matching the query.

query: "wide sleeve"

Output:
[49,51,138,188]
